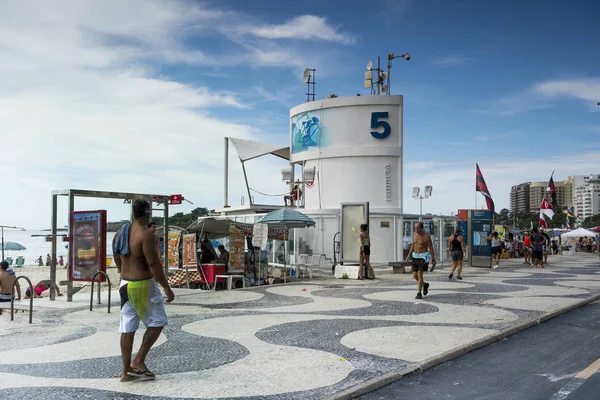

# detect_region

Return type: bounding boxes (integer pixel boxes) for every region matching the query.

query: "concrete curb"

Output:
[324,293,600,400]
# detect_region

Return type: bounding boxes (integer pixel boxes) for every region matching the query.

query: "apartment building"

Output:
[510,182,531,214]
[529,180,570,212]
[574,174,600,219]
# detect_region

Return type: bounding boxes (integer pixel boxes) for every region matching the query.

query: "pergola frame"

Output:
[50,189,170,301]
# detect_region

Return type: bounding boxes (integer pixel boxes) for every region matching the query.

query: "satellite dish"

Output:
[379,71,387,79]
[303,68,311,83]
[366,61,372,71]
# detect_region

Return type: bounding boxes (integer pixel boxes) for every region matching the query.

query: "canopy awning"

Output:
[560,227,598,238]
[229,137,290,162]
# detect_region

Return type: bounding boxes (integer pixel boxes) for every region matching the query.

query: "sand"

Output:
[9,265,121,294]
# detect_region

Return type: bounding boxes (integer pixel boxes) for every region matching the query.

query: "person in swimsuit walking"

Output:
[486,232,502,269]
[406,221,436,299]
[113,199,175,382]
[448,227,466,280]
[358,224,374,280]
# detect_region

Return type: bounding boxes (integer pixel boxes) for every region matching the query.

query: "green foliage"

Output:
[153,207,209,229]
[582,214,600,228]
[341,273,349,279]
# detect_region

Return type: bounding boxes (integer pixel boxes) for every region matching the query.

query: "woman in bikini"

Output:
[358,224,375,280]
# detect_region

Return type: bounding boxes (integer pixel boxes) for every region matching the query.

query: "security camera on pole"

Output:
[412,186,433,218]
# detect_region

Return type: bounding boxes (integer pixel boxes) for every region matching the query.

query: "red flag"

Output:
[475,164,495,213]
[546,171,558,209]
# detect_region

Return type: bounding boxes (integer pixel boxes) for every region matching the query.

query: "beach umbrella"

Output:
[257,209,315,283]
[256,208,315,228]
[3,241,26,251]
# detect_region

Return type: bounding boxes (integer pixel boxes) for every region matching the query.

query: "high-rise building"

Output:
[529,179,570,212]
[574,174,600,220]
[510,182,530,214]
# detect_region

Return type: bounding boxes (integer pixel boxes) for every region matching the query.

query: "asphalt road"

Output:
[359,301,600,400]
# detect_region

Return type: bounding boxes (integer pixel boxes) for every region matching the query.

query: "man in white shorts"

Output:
[113,200,174,381]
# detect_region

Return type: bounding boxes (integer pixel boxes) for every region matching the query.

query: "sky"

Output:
[1,0,599,229]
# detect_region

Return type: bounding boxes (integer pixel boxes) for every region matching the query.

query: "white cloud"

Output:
[533,78,600,104]
[476,77,600,116]
[403,151,600,215]
[249,15,355,45]
[431,55,473,67]
[0,1,308,229]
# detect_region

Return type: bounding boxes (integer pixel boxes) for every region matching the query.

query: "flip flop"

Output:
[130,368,156,379]
[113,371,140,381]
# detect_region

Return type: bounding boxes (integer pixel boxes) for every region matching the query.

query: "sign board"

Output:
[169,194,182,205]
[69,210,107,282]
[471,214,492,258]
[182,234,197,268]
[457,209,468,220]
[167,232,180,268]
[229,224,246,271]
[252,223,269,248]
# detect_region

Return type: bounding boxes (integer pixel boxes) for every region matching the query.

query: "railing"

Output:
[90,271,112,313]
[11,276,33,324]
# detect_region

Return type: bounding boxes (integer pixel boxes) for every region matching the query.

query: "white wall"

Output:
[290,95,403,213]
[303,157,401,210]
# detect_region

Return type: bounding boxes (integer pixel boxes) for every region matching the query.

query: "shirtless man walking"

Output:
[113,199,174,382]
[406,221,436,299]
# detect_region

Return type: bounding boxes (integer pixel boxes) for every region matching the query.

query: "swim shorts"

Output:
[120,277,168,333]
[361,245,371,256]
[451,250,463,262]
[411,258,429,272]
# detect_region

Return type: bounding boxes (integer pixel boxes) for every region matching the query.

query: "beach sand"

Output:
[9,265,121,295]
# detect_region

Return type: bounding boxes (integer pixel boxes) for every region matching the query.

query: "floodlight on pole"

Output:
[412,185,433,217]
[387,51,411,95]
[303,68,316,102]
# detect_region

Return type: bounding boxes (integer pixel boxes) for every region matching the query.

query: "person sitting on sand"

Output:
[23,280,62,299]
[0,261,21,302]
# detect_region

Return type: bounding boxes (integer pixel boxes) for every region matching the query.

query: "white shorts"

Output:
[119,278,168,333]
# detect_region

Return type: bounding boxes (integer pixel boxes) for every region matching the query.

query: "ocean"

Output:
[1,229,117,265]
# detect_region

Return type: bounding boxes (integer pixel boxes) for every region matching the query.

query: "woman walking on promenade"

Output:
[448,227,465,280]
[486,232,502,269]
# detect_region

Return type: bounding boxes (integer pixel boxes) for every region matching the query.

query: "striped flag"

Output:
[539,198,554,228]
[475,163,495,213]
[546,171,558,209]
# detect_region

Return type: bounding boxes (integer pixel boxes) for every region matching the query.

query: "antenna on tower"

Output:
[303,68,316,102]
[364,51,410,95]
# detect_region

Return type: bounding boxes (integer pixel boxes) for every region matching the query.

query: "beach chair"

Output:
[15,256,25,268]
[5,257,13,267]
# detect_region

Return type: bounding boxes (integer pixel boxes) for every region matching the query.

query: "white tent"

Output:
[560,227,598,239]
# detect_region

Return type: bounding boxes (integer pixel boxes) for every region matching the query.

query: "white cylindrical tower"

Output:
[290,95,403,213]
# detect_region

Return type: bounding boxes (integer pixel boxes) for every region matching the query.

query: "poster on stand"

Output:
[167,232,180,268]
[70,210,107,282]
[182,234,197,268]
[229,224,245,271]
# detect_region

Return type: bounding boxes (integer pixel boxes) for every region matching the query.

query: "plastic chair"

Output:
[5,257,13,267]
[15,256,25,268]
[296,254,308,278]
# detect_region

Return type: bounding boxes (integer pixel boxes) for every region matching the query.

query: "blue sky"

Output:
[0,0,599,228]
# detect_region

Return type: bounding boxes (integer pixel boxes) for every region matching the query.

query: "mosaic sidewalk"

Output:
[1,253,599,400]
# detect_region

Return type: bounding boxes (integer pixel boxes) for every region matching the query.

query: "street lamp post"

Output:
[412,186,433,217]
